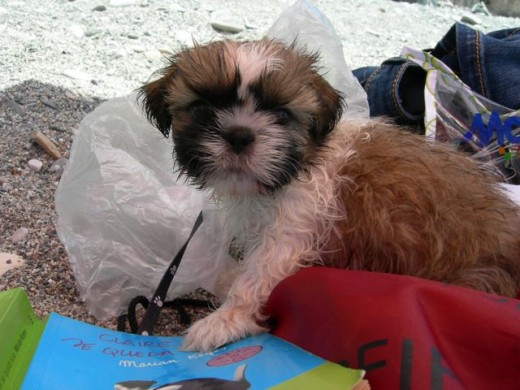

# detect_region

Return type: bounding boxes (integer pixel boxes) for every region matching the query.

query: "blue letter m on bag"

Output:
[463,112,520,147]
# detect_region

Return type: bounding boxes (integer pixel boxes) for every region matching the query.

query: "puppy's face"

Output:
[140,39,343,197]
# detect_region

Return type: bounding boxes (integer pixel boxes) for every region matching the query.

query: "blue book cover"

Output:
[21,313,366,389]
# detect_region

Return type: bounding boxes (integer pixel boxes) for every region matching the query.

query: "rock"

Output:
[10,228,29,244]
[62,69,92,80]
[41,97,59,110]
[460,14,480,26]
[132,45,146,53]
[49,124,67,132]
[28,159,43,172]
[85,28,102,37]
[210,11,244,34]
[65,90,80,101]
[127,33,139,40]
[92,5,107,11]
[49,158,68,175]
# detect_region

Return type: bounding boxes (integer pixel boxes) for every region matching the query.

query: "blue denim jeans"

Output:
[353,22,520,132]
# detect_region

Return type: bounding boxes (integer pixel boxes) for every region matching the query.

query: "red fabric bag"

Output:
[264,268,520,389]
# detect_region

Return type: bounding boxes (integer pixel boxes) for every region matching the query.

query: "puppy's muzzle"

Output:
[222,126,256,154]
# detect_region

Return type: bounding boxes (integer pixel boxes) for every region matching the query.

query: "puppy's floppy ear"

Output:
[310,77,345,144]
[139,75,173,137]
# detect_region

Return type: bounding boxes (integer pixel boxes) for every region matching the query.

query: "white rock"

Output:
[132,45,146,53]
[62,69,92,81]
[10,228,29,244]
[28,159,43,172]
[210,11,244,34]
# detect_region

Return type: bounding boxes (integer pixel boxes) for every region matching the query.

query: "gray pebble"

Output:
[11,227,29,244]
[92,5,107,12]
[49,158,68,175]
[41,97,59,110]
[49,125,67,132]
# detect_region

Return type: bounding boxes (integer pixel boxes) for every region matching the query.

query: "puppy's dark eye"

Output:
[188,101,212,116]
[273,108,292,124]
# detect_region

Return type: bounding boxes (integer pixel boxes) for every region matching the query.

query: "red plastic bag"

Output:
[265,268,520,389]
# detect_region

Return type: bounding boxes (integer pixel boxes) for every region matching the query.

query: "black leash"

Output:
[117,211,210,335]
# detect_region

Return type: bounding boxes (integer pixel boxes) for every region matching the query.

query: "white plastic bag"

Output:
[55,93,234,320]
[55,0,368,320]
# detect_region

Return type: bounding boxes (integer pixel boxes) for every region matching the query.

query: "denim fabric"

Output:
[352,59,425,131]
[353,22,520,129]
[431,23,520,110]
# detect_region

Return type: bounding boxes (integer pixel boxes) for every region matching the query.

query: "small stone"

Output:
[127,33,139,40]
[28,159,43,172]
[65,90,80,100]
[132,45,146,53]
[49,125,67,132]
[210,11,244,34]
[10,228,29,244]
[92,5,107,11]
[460,14,480,26]
[49,158,68,175]
[85,28,102,37]
[41,97,59,110]
[63,69,92,80]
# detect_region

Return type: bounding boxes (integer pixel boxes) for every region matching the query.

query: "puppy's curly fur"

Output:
[140,39,520,351]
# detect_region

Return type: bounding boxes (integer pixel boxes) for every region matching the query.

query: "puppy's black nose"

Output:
[222,126,255,154]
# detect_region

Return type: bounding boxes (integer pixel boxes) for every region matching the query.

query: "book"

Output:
[0,288,44,390]
[1,289,368,389]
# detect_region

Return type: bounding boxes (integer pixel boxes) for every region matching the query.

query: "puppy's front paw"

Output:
[181,308,267,352]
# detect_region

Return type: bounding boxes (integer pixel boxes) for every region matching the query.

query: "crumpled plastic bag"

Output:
[402,47,520,182]
[55,0,368,320]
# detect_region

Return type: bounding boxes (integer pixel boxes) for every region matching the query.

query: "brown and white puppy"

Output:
[140,39,520,351]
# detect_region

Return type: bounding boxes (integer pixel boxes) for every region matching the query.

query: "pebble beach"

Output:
[1,0,519,333]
